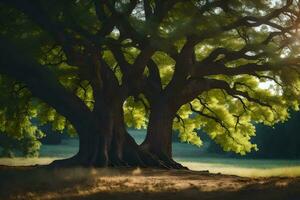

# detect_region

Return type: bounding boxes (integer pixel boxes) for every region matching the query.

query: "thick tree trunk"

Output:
[142,104,174,158]
[141,102,187,169]
[50,99,141,168]
[51,118,108,167]
[52,100,187,169]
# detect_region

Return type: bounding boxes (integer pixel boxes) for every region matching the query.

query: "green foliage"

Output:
[0,4,87,155]
[124,95,148,129]
[173,103,203,147]
[152,52,175,88]
[0,76,44,156]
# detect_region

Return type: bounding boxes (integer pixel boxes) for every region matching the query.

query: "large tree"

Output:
[0,0,300,168]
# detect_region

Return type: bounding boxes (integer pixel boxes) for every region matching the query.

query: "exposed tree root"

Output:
[49,154,81,168]
[48,148,188,170]
[49,128,188,170]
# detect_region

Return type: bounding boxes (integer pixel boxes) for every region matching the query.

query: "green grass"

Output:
[180,161,300,177]
[1,157,300,177]
[1,134,300,178]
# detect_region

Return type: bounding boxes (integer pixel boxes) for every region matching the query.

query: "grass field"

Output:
[1,157,300,177]
[2,137,300,177]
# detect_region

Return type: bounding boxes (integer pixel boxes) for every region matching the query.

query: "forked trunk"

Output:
[51,100,187,169]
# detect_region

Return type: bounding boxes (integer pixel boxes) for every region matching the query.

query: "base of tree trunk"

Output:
[48,110,188,169]
[49,154,81,168]
[48,148,188,170]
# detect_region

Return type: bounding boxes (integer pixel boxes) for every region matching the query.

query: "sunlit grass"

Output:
[1,157,300,177]
[0,157,56,166]
[181,162,300,177]
[2,138,300,178]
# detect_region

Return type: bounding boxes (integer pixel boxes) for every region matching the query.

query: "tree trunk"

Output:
[41,98,188,169]
[108,101,150,168]
[142,104,174,158]
[51,116,109,167]
[50,98,143,168]
[141,101,187,169]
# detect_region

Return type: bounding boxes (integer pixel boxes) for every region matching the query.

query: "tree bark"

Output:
[142,104,174,158]
[140,100,186,169]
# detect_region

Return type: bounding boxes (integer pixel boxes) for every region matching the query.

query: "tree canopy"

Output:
[0,0,300,168]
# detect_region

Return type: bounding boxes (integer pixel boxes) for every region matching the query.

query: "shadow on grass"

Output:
[0,166,300,200]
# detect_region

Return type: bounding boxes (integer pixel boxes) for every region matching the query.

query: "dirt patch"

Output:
[0,166,299,200]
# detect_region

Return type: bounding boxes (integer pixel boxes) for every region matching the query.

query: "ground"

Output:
[0,166,300,200]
